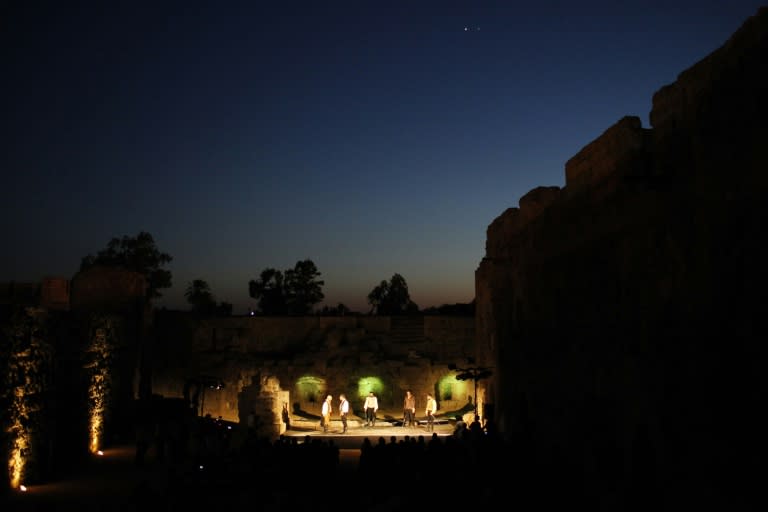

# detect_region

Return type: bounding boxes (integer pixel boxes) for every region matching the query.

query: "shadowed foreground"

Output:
[2,421,748,511]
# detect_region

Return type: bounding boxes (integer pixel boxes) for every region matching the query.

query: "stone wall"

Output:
[40,276,70,311]
[565,116,650,193]
[475,7,767,505]
[0,277,71,311]
[149,312,476,431]
[70,266,147,314]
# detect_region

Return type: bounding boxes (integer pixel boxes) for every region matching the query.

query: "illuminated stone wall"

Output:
[3,267,151,485]
[149,313,476,426]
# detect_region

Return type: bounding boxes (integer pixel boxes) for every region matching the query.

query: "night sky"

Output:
[2,1,764,314]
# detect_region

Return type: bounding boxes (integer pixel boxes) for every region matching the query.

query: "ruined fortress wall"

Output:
[40,276,70,311]
[423,316,474,361]
[476,6,767,498]
[564,116,649,192]
[70,266,147,312]
[190,316,337,353]
[424,315,471,335]
[177,314,472,356]
[181,315,397,354]
[1,277,71,311]
[149,312,475,424]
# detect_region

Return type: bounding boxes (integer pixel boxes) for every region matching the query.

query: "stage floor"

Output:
[282,417,456,448]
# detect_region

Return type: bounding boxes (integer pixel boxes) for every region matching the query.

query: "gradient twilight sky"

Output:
[2,1,764,314]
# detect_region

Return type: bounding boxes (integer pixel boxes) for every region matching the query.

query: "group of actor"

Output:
[320,393,350,433]
[319,389,438,433]
[402,389,438,432]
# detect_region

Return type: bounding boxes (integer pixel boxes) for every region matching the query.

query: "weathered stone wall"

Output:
[0,268,152,480]
[68,267,152,434]
[1,277,72,312]
[565,116,650,193]
[40,276,70,311]
[149,312,476,427]
[476,7,767,504]
[70,266,146,314]
[0,281,42,306]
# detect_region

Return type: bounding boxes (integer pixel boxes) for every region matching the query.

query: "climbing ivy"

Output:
[1,307,54,487]
[83,315,119,453]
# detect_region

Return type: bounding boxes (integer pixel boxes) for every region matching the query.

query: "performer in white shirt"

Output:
[363,391,379,427]
[321,394,332,433]
[339,394,350,434]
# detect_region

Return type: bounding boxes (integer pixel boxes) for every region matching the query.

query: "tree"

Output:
[284,259,325,315]
[248,259,325,315]
[422,300,476,316]
[80,231,172,300]
[185,279,216,314]
[367,273,419,315]
[318,303,351,316]
[217,301,233,316]
[367,279,389,314]
[248,268,287,315]
[185,279,233,316]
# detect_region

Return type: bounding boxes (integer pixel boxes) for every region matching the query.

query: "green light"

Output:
[438,374,468,401]
[356,376,383,401]
[295,375,326,404]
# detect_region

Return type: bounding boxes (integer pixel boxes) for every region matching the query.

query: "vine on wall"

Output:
[1,307,54,489]
[84,315,118,454]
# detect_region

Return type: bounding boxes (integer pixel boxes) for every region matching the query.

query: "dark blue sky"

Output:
[2,1,764,313]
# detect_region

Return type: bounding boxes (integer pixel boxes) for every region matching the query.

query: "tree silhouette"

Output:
[249,259,324,315]
[185,279,216,314]
[249,268,287,315]
[367,273,419,315]
[284,259,325,315]
[422,300,476,316]
[80,231,172,300]
[318,303,351,316]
